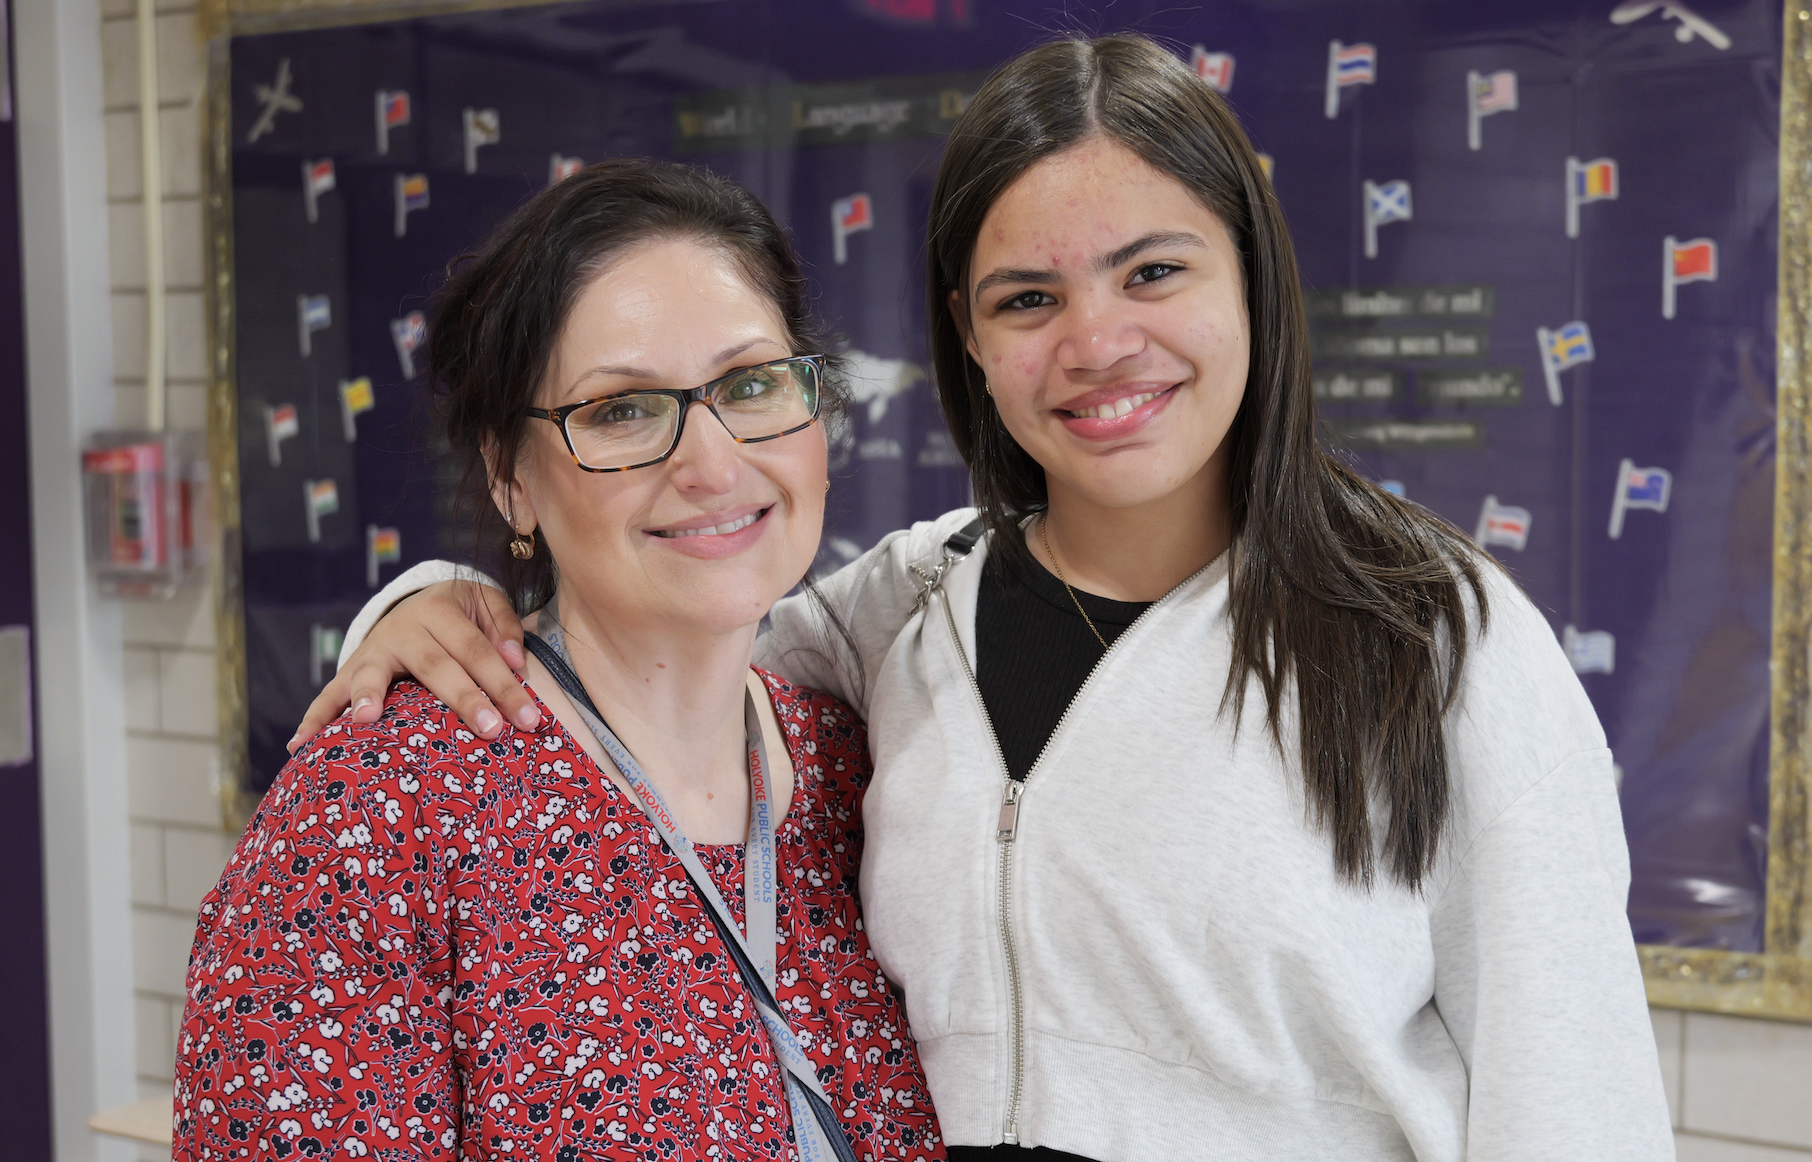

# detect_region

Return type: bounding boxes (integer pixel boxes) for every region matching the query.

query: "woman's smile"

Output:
[646,502,777,558]
[1054,382,1179,439]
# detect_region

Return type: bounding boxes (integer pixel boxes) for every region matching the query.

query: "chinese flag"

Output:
[1673,240,1715,280]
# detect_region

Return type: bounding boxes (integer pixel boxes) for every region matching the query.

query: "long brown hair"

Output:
[927,34,1489,890]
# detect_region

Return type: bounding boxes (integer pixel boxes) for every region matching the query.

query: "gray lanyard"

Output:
[527,601,853,1162]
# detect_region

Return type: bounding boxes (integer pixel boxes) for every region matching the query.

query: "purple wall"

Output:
[0,0,57,1148]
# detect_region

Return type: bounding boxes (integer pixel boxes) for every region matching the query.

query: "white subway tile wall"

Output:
[103,4,227,1118]
[1655,1007,1685,1128]
[89,4,1812,1156]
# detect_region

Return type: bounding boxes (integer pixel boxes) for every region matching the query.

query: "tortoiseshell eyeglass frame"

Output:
[523,353,826,472]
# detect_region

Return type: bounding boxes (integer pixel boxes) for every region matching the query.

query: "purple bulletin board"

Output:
[208,0,1812,1015]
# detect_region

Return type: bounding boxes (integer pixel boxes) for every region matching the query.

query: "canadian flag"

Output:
[1189,45,1234,93]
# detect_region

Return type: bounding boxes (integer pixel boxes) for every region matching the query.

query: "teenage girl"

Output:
[299,34,1672,1162]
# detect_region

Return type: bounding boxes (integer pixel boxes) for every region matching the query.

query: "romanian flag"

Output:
[1565,157,1618,238]
[1574,159,1617,200]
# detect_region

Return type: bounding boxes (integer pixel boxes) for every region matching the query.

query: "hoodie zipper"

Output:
[935,558,1212,1146]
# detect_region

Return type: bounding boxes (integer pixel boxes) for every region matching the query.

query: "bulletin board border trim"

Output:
[201,0,1812,1021]
[1635,0,1812,1025]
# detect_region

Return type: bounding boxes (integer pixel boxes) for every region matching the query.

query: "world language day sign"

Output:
[224,0,1781,957]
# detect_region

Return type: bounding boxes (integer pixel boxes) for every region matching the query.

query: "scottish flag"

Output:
[1362,179,1411,258]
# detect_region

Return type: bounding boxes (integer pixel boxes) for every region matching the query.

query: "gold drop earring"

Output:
[505,496,535,560]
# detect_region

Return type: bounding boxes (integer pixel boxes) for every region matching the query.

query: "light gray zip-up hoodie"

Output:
[758,507,1671,1162]
[347,506,1672,1161]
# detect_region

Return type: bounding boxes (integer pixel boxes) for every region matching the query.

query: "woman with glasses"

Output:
[299,34,1671,1162]
[173,160,943,1162]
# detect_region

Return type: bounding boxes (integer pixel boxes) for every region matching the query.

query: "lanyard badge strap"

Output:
[523,612,854,1162]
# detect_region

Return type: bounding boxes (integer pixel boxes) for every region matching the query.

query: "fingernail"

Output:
[516,706,541,730]
[353,696,375,718]
[286,734,301,754]
[475,707,501,734]
[503,642,525,668]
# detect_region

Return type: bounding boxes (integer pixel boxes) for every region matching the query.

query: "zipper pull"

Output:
[1003,1121,1019,1145]
[996,781,1025,842]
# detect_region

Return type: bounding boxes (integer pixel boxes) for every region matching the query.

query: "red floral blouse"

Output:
[174,671,944,1162]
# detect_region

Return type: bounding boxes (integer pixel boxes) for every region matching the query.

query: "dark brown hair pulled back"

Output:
[927,34,1490,890]
[427,157,838,613]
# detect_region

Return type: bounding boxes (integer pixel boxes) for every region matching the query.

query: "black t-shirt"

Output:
[974,544,1153,781]
[945,541,1151,1162]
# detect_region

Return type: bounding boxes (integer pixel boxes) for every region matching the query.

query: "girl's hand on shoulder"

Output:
[288,580,537,751]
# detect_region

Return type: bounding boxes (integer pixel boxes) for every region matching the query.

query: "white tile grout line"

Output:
[1677,1006,1690,1132]
[1676,1128,1812,1155]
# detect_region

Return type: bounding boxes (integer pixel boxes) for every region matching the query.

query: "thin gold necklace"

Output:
[1039,513,1109,652]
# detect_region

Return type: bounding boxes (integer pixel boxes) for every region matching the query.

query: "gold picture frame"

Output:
[201,0,1812,1020]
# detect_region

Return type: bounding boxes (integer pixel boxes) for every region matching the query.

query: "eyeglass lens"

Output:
[563,358,820,470]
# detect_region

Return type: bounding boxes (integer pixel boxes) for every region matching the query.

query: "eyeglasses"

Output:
[526,354,825,472]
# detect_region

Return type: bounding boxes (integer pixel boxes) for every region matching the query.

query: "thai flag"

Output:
[831,193,873,265]
[1608,458,1672,538]
[1334,42,1376,84]
[302,158,335,223]
[1325,41,1377,118]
